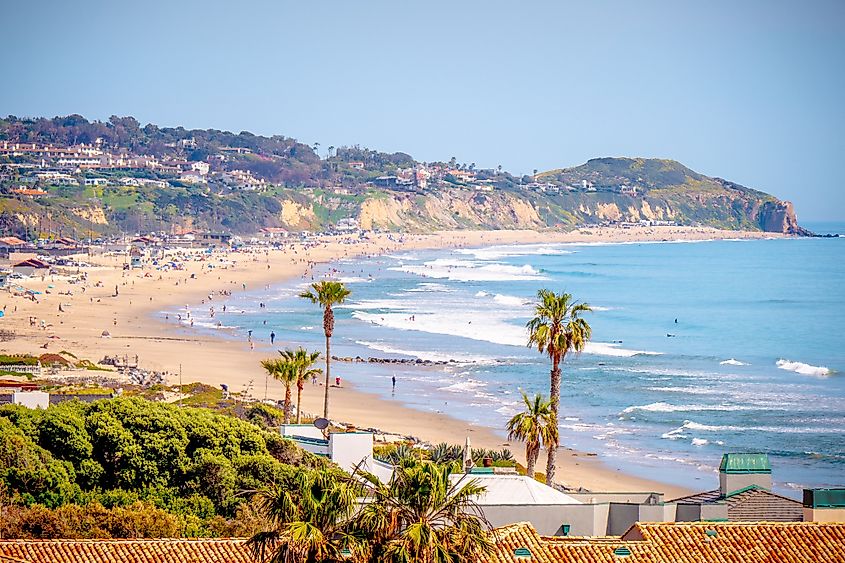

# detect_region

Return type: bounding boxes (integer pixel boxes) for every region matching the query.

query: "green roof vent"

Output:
[613,547,632,557]
[513,547,531,558]
[705,529,718,538]
[804,488,845,508]
[719,453,771,474]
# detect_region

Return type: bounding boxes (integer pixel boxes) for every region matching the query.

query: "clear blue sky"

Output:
[2,0,843,220]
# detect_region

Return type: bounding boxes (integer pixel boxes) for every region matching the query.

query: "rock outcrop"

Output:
[755,201,813,235]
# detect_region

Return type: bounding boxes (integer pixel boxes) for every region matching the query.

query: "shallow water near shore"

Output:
[173,225,845,495]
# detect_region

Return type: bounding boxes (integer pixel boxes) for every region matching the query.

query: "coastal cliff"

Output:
[0,115,809,237]
[271,158,807,235]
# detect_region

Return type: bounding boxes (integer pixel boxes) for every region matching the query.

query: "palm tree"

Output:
[526,290,592,486]
[281,347,322,424]
[506,392,558,480]
[260,358,282,403]
[355,459,493,563]
[262,357,296,423]
[248,468,363,563]
[299,281,351,419]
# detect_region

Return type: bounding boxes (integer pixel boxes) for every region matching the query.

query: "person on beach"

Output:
[247,329,253,342]
[270,331,275,344]
[392,374,396,391]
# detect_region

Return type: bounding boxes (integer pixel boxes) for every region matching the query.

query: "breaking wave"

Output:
[776,359,831,377]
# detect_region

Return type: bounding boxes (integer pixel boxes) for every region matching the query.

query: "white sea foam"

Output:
[391,259,548,282]
[682,421,732,431]
[647,386,718,396]
[585,342,662,357]
[776,359,831,377]
[590,306,614,312]
[406,282,455,293]
[720,359,748,366]
[337,276,371,283]
[387,253,421,261]
[474,290,490,297]
[351,310,663,358]
[691,438,709,447]
[622,402,754,414]
[493,294,530,307]
[337,299,409,311]
[456,244,575,261]
[663,419,845,436]
[438,380,486,393]
[354,340,499,365]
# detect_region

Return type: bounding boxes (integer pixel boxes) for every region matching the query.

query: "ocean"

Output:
[171,221,845,495]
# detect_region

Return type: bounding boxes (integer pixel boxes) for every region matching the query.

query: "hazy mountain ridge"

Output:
[0,115,808,237]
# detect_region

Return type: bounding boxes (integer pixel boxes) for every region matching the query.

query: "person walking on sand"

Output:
[270,331,276,344]
[392,374,396,391]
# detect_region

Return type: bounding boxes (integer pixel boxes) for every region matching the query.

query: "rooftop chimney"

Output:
[719,453,772,497]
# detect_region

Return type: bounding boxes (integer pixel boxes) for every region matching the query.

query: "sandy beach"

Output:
[0,226,782,498]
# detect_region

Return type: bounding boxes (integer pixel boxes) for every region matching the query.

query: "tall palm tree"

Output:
[355,459,493,563]
[526,289,592,486]
[248,468,363,563]
[299,281,351,419]
[506,392,558,480]
[280,347,322,424]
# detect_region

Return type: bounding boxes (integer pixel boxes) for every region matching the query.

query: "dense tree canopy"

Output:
[0,397,331,538]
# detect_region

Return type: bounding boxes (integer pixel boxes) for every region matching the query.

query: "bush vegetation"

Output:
[0,396,332,538]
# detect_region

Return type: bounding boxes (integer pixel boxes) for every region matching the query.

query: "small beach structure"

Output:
[280,424,394,483]
[11,258,49,277]
[129,245,145,268]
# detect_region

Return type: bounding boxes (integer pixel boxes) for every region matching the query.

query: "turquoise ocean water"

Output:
[170,222,845,494]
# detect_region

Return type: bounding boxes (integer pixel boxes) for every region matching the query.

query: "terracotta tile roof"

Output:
[485,521,845,563]
[4,522,845,563]
[0,538,254,563]
[629,521,845,562]
[671,486,803,521]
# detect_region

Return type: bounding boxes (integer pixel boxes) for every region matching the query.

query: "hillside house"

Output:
[11,187,48,198]
[179,170,207,184]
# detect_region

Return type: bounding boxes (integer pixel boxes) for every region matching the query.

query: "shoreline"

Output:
[1,227,785,498]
